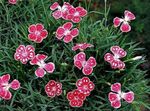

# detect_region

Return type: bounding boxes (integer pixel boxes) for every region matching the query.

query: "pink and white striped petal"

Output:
[70,28,79,37]
[86,57,97,67]
[74,60,83,69]
[1,74,10,83]
[10,79,20,90]
[82,65,93,75]
[44,62,55,73]
[63,22,73,30]
[104,53,114,63]
[3,91,12,100]
[111,100,121,109]
[52,10,62,19]
[113,17,123,27]
[63,35,73,43]
[35,68,46,78]
[124,10,136,21]
[50,2,60,10]
[108,92,120,102]
[122,91,134,103]
[111,83,121,93]
[120,22,131,32]
[74,52,86,62]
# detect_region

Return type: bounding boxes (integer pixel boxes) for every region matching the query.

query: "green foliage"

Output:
[0,0,149,111]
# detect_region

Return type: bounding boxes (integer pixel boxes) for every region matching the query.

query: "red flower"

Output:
[74,52,96,75]
[14,45,35,64]
[56,22,79,43]
[104,46,127,70]
[0,74,20,100]
[108,83,134,109]
[50,2,73,20]
[30,54,55,78]
[76,77,95,96]
[67,89,86,107]
[72,43,93,51]
[8,0,17,4]
[113,10,135,32]
[45,80,62,98]
[28,23,48,43]
[66,6,87,23]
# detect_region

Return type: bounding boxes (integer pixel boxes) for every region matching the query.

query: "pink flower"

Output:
[45,80,62,98]
[113,10,136,32]
[8,0,17,4]
[50,2,73,20]
[28,23,48,43]
[66,6,87,23]
[76,77,95,96]
[0,74,20,100]
[14,45,35,64]
[30,54,55,78]
[104,46,127,70]
[108,83,134,109]
[74,52,96,75]
[72,43,93,51]
[56,22,79,43]
[67,89,86,107]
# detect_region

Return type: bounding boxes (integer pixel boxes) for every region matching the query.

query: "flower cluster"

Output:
[113,10,135,32]
[0,74,20,100]
[104,46,127,70]
[56,22,79,43]
[67,77,94,107]
[45,80,62,98]
[28,24,48,43]
[74,52,96,75]
[50,2,87,23]
[108,83,134,108]
[72,43,93,51]
[10,1,137,109]
[14,45,35,64]
[30,54,55,78]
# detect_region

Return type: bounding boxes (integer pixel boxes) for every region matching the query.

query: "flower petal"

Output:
[16,45,26,53]
[120,22,131,32]
[108,92,120,102]
[70,100,78,107]
[111,100,121,109]
[10,79,20,90]
[1,74,10,83]
[111,83,121,93]
[104,53,114,63]
[56,27,65,39]
[70,28,79,37]
[35,36,43,43]
[44,62,55,73]
[72,16,81,23]
[28,24,36,33]
[67,91,74,101]
[86,57,97,67]
[35,68,46,78]
[88,81,95,91]
[117,60,125,69]
[122,91,134,103]
[37,54,47,61]
[74,52,86,62]
[3,91,12,100]
[82,65,93,75]
[56,88,62,96]
[36,23,44,31]
[113,17,123,27]
[41,30,48,39]
[52,10,62,19]
[28,33,37,41]
[74,60,83,69]
[30,56,38,65]
[124,10,136,21]
[50,2,59,10]
[63,22,73,30]
[63,35,73,43]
